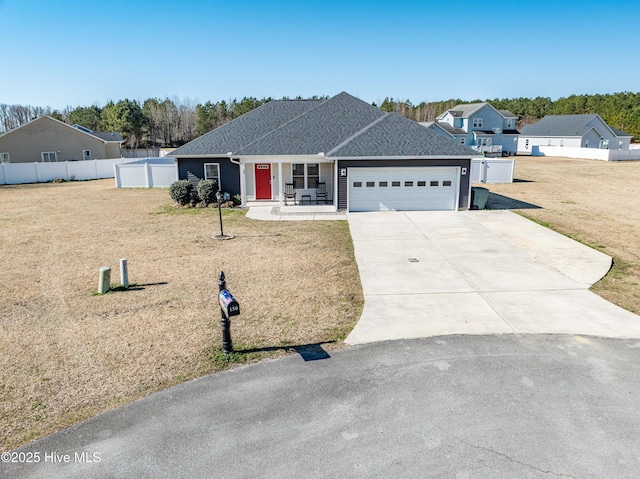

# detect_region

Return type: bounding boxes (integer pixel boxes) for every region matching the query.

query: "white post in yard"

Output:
[99,267,111,294]
[120,258,129,288]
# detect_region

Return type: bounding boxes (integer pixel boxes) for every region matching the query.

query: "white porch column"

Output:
[240,162,247,207]
[278,160,283,206]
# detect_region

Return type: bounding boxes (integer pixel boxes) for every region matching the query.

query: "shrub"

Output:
[197,179,219,206]
[169,180,193,206]
[232,194,242,206]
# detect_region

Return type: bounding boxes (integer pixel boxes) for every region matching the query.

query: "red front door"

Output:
[255,164,271,200]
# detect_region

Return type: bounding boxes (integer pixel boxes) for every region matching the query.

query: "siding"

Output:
[176,158,241,196]
[336,159,471,210]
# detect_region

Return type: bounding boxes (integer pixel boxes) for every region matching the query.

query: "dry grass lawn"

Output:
[0,180,363,450]
[483,156,640,315]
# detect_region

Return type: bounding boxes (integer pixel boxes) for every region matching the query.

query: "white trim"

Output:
[330,155,478,161]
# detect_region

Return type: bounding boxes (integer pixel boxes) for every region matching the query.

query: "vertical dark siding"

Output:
[177,158,241,196]
[337,159,472,210]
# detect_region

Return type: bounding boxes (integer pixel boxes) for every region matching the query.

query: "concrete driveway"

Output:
[346,210,640,344]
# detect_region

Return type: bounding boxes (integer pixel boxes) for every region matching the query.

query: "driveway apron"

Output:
[345,210,640,344]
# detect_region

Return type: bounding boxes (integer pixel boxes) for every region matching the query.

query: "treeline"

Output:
[380,92,640,140]
[1,92,638,147]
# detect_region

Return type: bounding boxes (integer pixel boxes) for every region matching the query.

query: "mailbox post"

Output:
[218,271,239,354]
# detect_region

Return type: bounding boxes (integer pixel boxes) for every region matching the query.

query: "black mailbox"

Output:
[219,289,240,318]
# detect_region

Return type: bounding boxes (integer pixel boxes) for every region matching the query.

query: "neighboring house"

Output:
[169,92,481,212]
[517,114,633,153]
[0,116,123,164]
[421,103,519,156]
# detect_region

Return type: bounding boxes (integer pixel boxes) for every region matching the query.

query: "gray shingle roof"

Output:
[498,109,517,118]
[328,112,478,157]
[90,131,123,142]
[170,92,477,159]
[610,126,633,137]
[520,114,629,138]
[429,122,466,136]
[169,99,320,156]
[235,92,385,155]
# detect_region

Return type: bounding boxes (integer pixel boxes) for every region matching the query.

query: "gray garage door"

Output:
[348,167,459,212]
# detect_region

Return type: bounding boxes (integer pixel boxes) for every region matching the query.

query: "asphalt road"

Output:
[5,334,640,479]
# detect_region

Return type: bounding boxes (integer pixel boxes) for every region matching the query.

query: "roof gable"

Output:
[234,92,385,155]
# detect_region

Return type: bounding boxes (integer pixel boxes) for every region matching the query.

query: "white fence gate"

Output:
[470,158,515,184]
[0,158,127,185]
[113,159,178,188]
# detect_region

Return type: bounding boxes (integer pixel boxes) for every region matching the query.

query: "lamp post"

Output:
[216,189,224,237]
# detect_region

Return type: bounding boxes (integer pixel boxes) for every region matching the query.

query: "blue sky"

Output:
[1,0,639,109]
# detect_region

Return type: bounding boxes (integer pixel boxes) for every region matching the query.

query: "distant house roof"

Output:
[1,116,123,143]
[171,92,479,159]
[421,121,466,136]
[87,131,124,142]
[520,114,631,138]
[498,109,517,118]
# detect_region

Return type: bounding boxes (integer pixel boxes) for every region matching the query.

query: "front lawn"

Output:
[0,180,363,450]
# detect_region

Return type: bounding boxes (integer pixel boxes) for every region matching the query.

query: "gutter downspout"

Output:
[228,155,246,207]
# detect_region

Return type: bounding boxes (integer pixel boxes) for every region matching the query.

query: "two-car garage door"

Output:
[348,167,459,212]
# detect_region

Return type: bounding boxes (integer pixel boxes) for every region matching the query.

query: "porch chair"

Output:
[315,182,328,204]
[284,183,296,205]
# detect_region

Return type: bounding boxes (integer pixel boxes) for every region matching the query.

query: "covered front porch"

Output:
[234,154,338,211]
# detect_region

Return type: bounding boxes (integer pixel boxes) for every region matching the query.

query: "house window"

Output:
[0,152,9,163]
[460,138,465,145]
[601,139,609,149]
[379,181,388,187]
[547,139,552,146]
[525,139,529,149]
[204,163,221,188]
[430,181,439,187]
[392,181,400,187]
[353,182,362,187]
[619,140,624,149]
[472,118,483,128]
[585,140,589,148]
[480,138,492,146]
[292,163,319,189]
[41,152,57,162]
[83,150,91,160]
[405,181,413,187]
[417,181,426,187]
[443,180,452,187]
[366,181,375,187]
[560,140,564,147]
[506,119,513,129]
[307,163,319,188]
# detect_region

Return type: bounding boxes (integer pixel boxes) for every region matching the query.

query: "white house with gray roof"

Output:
[517,114,633,154]
[169,92,481,212]
[422,103,519,156]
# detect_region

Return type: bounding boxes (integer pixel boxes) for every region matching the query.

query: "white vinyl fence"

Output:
[531,145,640,161]
[470,158,515,184]
[0,158,128,185]
[113,159,178,188]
